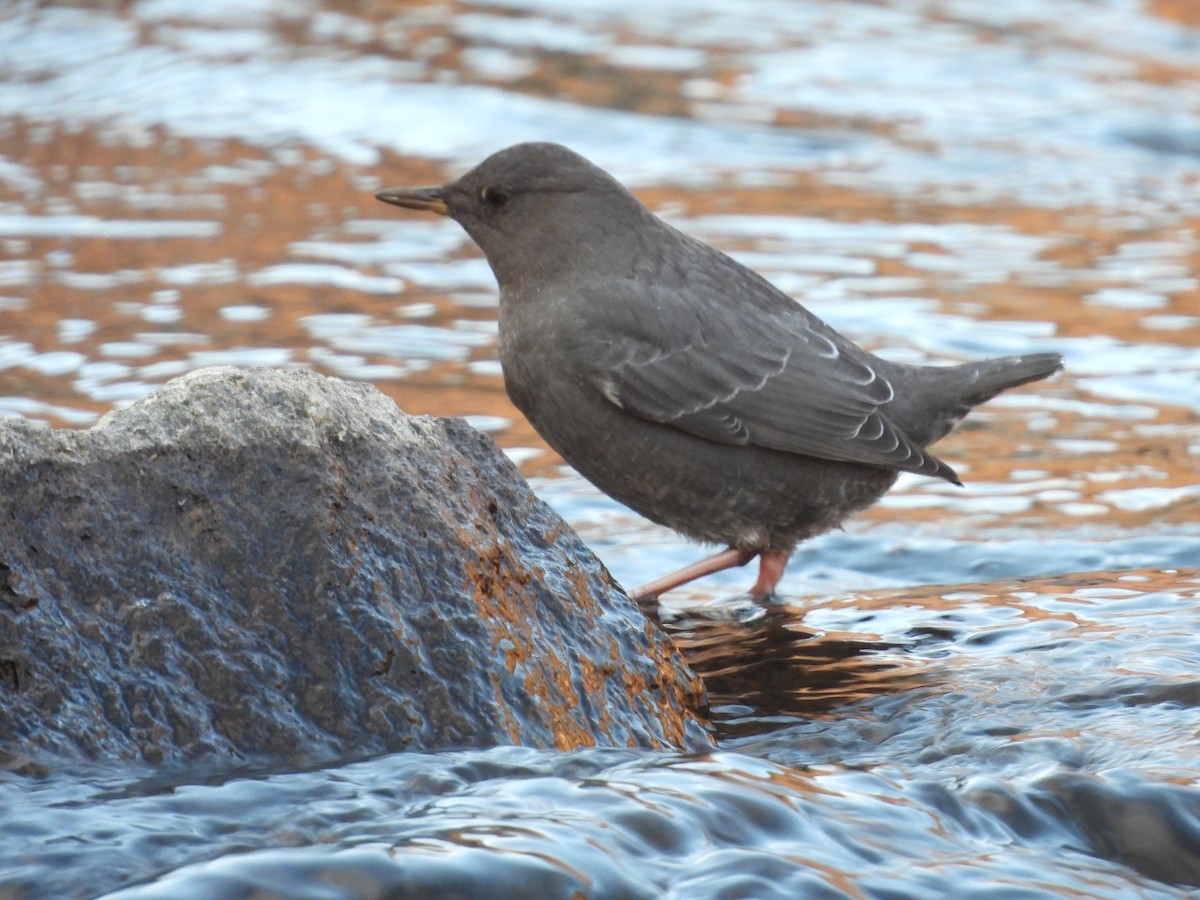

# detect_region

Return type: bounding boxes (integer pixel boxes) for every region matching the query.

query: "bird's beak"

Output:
[375,186,449,215]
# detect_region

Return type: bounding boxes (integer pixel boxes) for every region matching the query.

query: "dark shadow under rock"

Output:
[0,367,709,767]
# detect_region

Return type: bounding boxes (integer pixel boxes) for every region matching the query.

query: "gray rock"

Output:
[0,367,709,766]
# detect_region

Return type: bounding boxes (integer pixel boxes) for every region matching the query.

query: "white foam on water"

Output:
[0,214,220,238]
[453,12,610,54]
[0,396,96,424]
[247,264,404,294]
[299,314,492,362]
[219,305,272,322]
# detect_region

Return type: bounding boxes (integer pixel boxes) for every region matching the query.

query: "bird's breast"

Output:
[496,294,564,422]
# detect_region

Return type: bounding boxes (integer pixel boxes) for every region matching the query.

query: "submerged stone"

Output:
[0,367,709,766]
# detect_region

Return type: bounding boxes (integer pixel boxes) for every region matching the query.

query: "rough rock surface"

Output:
[0,367,709,766]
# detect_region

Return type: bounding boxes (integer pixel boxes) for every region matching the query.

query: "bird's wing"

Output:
[568,277,956,481]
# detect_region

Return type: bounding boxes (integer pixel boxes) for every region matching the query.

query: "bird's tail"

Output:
[888,352,1063,447]
[952,352,1064,408]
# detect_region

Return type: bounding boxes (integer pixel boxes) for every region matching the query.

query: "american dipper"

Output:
[377,143,1062,601]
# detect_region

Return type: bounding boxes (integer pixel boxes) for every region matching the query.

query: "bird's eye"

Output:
[480,185,509,208]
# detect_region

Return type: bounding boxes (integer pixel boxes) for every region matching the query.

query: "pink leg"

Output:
[749,550,790,601]
[629,546,756,602]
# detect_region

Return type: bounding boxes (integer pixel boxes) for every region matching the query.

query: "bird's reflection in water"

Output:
[644,597,934,739]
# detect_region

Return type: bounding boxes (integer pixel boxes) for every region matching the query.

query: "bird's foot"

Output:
[748,550,790,602]
[629,546,756,602]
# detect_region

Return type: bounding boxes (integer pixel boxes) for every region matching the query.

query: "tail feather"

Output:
[884,352,1063,449]
[956,352,1064,408]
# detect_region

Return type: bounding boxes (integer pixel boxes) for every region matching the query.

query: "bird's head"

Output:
[376,142,653,288]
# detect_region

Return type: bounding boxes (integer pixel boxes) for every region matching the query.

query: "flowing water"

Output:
[1,0,1199,896]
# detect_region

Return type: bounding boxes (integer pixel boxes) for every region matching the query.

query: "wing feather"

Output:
[566,271,958,482]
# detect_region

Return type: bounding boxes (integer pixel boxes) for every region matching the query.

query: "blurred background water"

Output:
[1,0,1199,896]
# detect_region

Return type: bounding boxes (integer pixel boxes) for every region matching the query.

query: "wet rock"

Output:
[0,367,709,766]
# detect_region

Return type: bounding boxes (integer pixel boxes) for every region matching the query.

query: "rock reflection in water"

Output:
[648,599,932,738]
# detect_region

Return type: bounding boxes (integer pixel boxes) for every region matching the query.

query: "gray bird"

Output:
[377,142,1062,601]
